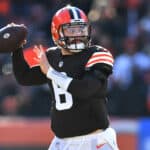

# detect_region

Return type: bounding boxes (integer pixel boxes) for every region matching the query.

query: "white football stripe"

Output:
[85,51,114,68]
[86,60,113,67]
[92,51,112,56]
[87,56,114,63]
[71,8,79,19]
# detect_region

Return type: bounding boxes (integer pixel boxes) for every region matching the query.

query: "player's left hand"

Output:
[33,45,51,75]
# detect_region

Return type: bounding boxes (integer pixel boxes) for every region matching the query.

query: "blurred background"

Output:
[0,0,150,150]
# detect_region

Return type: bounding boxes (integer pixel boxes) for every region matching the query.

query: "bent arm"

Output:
[46,67,107,99]
[32,45,109,99]
[68,71,107,99]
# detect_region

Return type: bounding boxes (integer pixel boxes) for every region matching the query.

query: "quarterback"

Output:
[12,5,119,150]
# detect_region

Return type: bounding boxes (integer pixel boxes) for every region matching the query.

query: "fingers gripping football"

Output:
[0,23,28,53]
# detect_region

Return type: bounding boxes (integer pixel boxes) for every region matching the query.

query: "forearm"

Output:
[46,67,107,99]
[12,48,47,85]
[68,73,107,99]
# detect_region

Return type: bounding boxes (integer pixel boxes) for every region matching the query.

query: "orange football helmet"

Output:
[51,5,91,52]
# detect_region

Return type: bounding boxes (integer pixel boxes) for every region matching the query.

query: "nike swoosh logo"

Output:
[96,143,106,149]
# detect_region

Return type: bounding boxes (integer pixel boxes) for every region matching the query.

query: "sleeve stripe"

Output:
[87,55,113,62]
[92,51,112,56]
[85,51,114,68]
[85,58,113,67]
[86,56,114,65]
[86,57,114,64]
[91,53,112,59]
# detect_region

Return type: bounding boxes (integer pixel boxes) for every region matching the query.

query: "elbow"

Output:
[13,72,30,86]
[15,76,30,86]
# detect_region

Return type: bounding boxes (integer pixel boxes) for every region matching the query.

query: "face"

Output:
[58,23,90,51]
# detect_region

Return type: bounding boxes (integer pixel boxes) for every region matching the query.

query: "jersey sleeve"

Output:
[12,47,47,85]
[68,69,108,99]
[85,46,114,76]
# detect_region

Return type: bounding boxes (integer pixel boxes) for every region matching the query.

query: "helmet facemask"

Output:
[57,22,91,52]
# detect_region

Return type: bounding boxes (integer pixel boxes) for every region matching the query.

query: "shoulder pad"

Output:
[46,46,57,52]
[85,45,114,75]
[89,45,108,52]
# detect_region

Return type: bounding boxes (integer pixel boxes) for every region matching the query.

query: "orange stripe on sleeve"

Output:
[85,51,114,68]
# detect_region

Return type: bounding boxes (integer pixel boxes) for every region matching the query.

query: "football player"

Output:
[12,5,119,150]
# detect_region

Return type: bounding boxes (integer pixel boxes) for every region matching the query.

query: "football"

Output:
[0,23,28,53]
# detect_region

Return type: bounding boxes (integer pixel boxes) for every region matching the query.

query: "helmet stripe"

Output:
[75,8,81,19]
[68,7,81,19]
[68,8,74,19]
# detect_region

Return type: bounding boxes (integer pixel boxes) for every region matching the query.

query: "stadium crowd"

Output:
[0,0,150,117]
